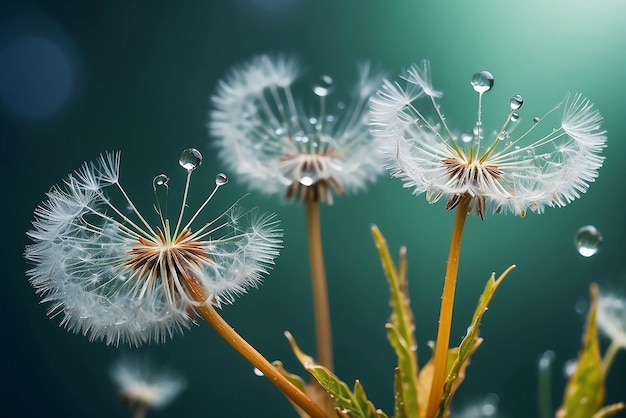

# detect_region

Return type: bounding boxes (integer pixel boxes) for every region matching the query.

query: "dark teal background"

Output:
[1,1,625,417]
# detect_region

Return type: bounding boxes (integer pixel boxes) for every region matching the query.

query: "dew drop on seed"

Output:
[153,173,169,189]
[313,75,334,97]
[575,225,602,257]
[533,116,541,123]
[510,94,523,110]
[511,112,519,122]
[179,148,203,171]
[215,173,228,186]
[299,175,314,186]
[471,71,494,93]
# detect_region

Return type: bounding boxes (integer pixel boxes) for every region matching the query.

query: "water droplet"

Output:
[510,94,523,110]
[563,358,577,377]
[336,101,345,110]
[309,117,318,125]
[253,367,264,376]
[472,125,483,137]
[574,299,588,314]
[215,173,228,186]
[313,75,334,97]
[575,225,602,257]
[533,116,541,124]
[275,127,286,135]
[471,70,494,93]
[152,173,169,189]
[511,112,519,122]
[538,350,555,370]
[299,175,314,186]
[460,132,473,143]
[179,148,203,171]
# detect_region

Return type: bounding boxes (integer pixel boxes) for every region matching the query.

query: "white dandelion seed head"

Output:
[25,150,283,346]
[111,356,186,410]
[596,291,626,348]
[371,61,606,218]
[209,53,386,204]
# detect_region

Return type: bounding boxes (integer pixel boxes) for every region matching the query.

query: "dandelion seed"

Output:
[111,356,185,417]
[370,60,606,219]
[25,149,282,346]
[209,53,385,204]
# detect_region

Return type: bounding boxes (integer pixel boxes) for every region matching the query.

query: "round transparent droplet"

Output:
[179,148,203,171]
[563,358,577,377]
[313,75,334,97]
[538,350,555,371]
[253,367,264,377]
[480,393,499,417]
[533,116,541,124]
[574,299,588,314]
[511,112,519,122]
[575,225,602,257]
[510,94,523,110]
[460,132,473,143]
[299,175,314,186]
[153,173,169,189]
[215,173,228,186]
[471,70,494,93]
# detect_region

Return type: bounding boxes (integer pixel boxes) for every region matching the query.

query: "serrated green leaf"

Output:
[556,283,605,418]
[372,225,419,418]
[591,402,626,418]
[285,331,387,418]
[437,265,515,417]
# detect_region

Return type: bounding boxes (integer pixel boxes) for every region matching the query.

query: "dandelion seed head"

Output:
[209,53,385,204]
[25,149,282,346]
[371,61,606,218]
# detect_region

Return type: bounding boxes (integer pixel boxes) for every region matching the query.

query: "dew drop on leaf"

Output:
[575,225,602,257]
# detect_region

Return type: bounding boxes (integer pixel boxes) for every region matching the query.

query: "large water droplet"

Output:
[471,71,494,93]
[510,94,523,110]
[152,173,169,189]
[179,148,203,171]
[313,75,334,97]
[575,225,602,257]
[460,132,473,143]
[215,173,228,186]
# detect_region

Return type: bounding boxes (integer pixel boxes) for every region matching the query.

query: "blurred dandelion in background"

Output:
[596,290,626,374]
[24,148,282,346]
[111,356,185,418]
[209,53,384,204]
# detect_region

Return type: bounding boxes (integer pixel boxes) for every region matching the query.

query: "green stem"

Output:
[425,197,470,418]
[305,199,334,371]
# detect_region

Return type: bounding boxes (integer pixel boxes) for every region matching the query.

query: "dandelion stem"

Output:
[425,196,470,418]
[305,199,334,371]
[185,276,328,418]
[601,339,621,377]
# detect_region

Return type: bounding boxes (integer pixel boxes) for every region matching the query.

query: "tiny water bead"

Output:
[313,75,334,97]
[510,112,519,122]
[470,70,494,94]
[152,174,169,189]
[179,148,203,171]
[509,94,523,110]
[215,173,228,186]
[575,225,602,257]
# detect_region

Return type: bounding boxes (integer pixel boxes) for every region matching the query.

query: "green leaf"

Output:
[372,225,420,418]
[556,283,604,418]
[285,331,387,418]
[437,266,515,417]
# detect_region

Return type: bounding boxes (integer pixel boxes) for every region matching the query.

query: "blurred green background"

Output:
[1,1,625,417]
